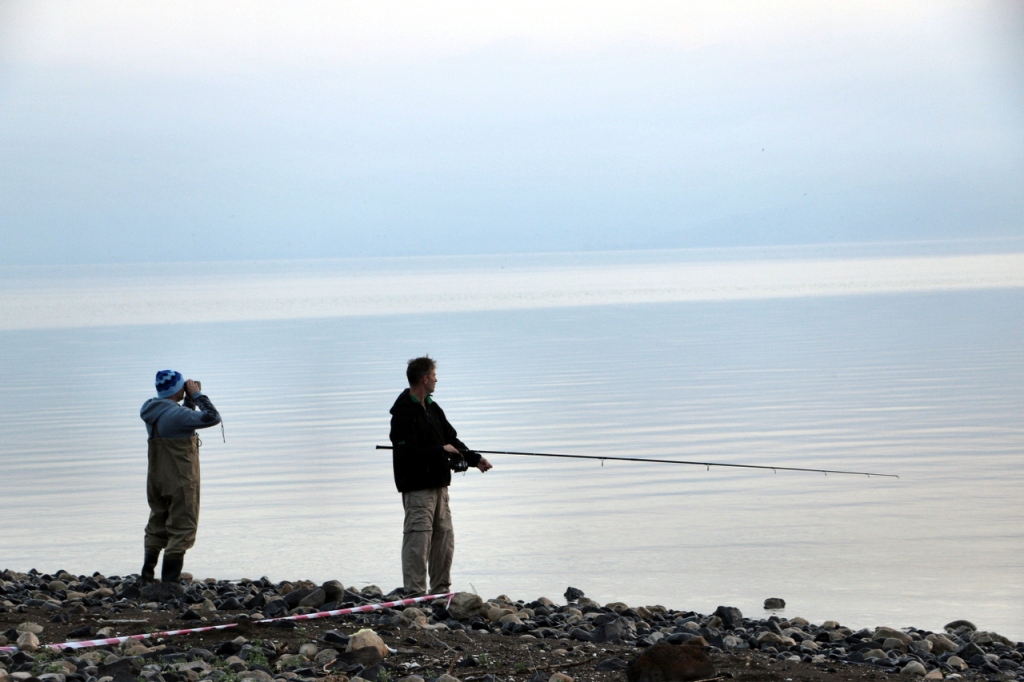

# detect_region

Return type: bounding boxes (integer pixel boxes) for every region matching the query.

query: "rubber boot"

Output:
[161,552,185,584]
[141,548,161,584]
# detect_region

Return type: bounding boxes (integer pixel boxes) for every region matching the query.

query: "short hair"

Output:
[407,356,436,386]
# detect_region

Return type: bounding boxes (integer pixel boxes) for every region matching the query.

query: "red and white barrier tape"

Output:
[0,592,455,653]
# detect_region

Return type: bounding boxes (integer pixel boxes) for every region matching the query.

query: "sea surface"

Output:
[1,243,1022,640]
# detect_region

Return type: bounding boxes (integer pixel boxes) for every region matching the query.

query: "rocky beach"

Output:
[1,569,1021,682]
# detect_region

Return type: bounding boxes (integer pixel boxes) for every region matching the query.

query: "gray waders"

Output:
[143,424,200,583]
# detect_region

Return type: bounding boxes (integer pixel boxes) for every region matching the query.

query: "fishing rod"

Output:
[375,445,898,478]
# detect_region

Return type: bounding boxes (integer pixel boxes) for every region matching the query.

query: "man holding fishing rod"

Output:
[389,356,492,596]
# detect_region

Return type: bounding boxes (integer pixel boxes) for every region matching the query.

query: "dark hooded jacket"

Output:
[140,392,221,439]
[389,388,481,493]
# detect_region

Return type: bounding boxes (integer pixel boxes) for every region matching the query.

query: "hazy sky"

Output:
[1,1,1022,265]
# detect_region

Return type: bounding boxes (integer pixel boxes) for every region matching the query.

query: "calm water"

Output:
[1,249,1022,639]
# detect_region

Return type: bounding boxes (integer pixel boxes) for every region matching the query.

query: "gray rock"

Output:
[237,672,275,682]
[282,588,315,608]
[568,628,592,642]
[925,634,957,654]
[448,593,485,621]
[322,581,345,603]
[946,656,967,671]
[16,622,44,635]
[901,661,927,676]
[722,635,749,649]
[756,632,795,648]
[298,589,325,609]
[874,627,913,644]
[909,640,932,655]
[564,587,585,602]
[883,637,908,652]
[15,632,39,652]
[595,658,627,672]
[763,598,785,610]
[713,606,742,629]
[263,598,288,618]
[970,631,1013,646]
[944,620,976,633]
[591,616,635,643]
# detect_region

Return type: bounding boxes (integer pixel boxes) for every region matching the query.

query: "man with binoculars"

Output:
[139,370,221,586]
[389,356,492,596]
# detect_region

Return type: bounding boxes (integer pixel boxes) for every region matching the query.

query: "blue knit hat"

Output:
[155,370,185,399]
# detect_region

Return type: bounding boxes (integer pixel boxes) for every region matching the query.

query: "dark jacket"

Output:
[389,388,481,493]
[140,392,221,439]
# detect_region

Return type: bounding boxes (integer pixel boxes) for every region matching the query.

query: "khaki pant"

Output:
[144,435,200,555]
[402,487,454,594]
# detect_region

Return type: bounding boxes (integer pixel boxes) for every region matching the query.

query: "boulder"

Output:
[322,581,345,603]
[970,631,1013,646]
[909,640,932,655]
[283,588,315,608]
[564,587,585,602]
[16,632,40,652]
[713,606,743,629]
[263,598,288,618]
[756,631,795,648]
[882,637,908,652]
[626,641,714,682]
[591,616,635,643]
[873,627,913,644]
[346,629,389,659]
[925,634,957,654]
[763,598,785,610]
[448,593,485,620]
[16,622,44,635]
[237,672,275,682]
[946,656,967,671]
[900,661,927,676]
[595,658,628,672]
[944,620,976,633]
[299,589,326,609]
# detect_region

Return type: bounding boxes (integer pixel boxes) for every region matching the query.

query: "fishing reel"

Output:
[448,449,479,473]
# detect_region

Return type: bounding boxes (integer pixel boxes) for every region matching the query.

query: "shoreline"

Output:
[2,569,1022,682]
